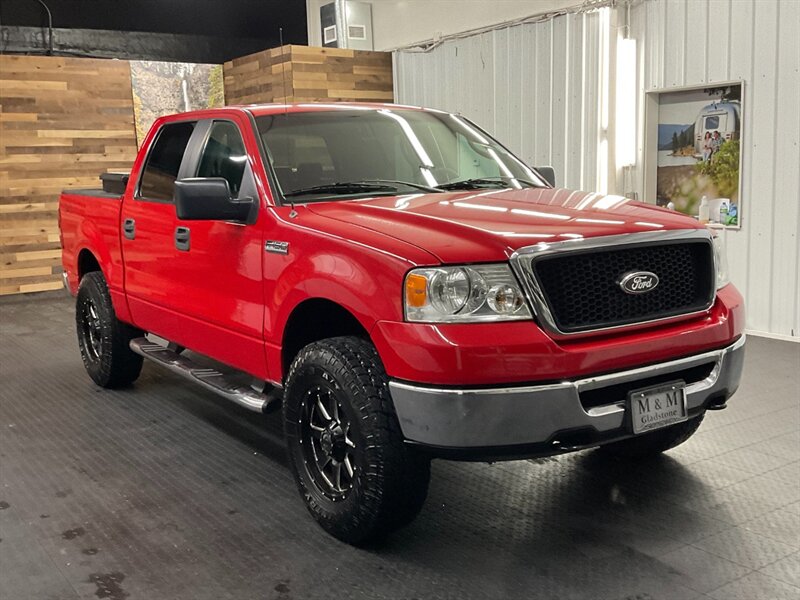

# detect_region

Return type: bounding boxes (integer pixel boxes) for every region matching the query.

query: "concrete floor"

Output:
[0,293,798,600]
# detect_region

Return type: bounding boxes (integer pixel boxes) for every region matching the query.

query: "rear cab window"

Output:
[138,121,196,201]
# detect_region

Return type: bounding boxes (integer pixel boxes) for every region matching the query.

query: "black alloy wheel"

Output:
[79,296,103,361]
[300,378,359,500]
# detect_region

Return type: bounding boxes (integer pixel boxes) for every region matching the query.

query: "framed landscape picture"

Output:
[647,82,743,228]
[130,61,225,147]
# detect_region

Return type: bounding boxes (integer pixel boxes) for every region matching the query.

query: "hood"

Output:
[306,187,704,264]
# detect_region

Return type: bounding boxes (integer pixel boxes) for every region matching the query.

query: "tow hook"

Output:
[706,397,728,411]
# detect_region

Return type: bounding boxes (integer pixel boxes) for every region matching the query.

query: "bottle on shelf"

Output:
[698,196,710,224]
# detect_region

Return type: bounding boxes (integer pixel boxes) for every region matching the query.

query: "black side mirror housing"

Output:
[174,178,254,223]
[534,166,556,187]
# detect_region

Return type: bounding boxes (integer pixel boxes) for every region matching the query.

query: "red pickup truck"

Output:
[60,103,745,544]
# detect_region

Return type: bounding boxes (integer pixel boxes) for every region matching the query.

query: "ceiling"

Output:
[0,0,308,45]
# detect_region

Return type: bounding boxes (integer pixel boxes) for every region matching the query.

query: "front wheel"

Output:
[283,336,430,545]
[76,271,143,388]
[595,414,705,459]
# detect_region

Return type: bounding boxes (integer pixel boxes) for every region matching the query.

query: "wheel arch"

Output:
[280,297,372,378]
[77,248,102,280]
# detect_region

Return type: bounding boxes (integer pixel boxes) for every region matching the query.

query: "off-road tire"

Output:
[596,414,705,459]
[76,271,143,388]
[283,336,430,545]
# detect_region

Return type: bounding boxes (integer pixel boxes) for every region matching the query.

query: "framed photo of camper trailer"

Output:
[643,82,743,229]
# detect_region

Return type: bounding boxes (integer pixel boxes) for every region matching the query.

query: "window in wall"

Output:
[196,121,248,196]
[138,121,196,201]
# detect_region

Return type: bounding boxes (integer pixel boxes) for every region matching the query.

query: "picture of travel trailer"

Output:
[655,83,743,227]
[693,100,741,157]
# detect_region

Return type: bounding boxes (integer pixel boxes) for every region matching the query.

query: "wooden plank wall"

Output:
[0,46,391,296]
[0,55,138,295]
[223,45,393,105]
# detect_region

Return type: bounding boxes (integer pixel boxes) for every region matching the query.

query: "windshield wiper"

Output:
[437,176,541,191]
[283,179,443,199]
[358,179,443,193]
[284,182,398,198]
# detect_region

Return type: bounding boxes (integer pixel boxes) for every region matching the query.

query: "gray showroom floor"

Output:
[1,293,798,600]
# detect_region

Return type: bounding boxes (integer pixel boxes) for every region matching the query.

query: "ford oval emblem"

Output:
[619,271,660,294]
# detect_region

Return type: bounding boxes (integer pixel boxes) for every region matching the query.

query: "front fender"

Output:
[262,206,439,381]
[269,247,405,340]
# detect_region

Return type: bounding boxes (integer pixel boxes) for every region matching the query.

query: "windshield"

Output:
[255,108,546,201]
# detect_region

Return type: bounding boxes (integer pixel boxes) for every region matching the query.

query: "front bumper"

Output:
[388,335,745,457]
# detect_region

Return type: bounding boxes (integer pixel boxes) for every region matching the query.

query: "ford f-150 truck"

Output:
[59,103,745,544]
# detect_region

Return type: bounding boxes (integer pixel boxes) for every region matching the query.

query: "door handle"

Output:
[123,218,135,240]
[175,226,190,251]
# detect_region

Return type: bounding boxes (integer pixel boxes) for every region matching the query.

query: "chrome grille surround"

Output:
[509,229,717,337]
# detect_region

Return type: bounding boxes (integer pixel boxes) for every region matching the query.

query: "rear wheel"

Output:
[76,272,143,388]
[596,414,705,459]
[283,336,430,545]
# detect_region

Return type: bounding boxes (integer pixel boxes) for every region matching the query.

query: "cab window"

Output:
[196,121,248,197]
[138,121,196,201]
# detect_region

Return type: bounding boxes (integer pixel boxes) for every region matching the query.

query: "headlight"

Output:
[404,264,532,322]
[712,233,730,290]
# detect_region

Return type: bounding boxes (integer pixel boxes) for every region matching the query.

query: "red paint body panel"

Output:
[308,188,702,264]
[58,191,134,322]
[59,103,745,390]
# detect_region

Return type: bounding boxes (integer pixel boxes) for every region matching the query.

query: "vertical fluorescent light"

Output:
[615,37,637,167]
[598,7,610,194]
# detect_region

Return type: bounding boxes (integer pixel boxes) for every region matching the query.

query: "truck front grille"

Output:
[513,234,716,335]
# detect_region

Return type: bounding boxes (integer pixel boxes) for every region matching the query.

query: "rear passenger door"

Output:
[123,119,196,333]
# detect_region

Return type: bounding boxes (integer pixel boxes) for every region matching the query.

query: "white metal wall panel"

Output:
[393,10,604,191]
[632,0,800,338]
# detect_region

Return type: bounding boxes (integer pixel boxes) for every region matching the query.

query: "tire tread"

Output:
[76,272,143,388]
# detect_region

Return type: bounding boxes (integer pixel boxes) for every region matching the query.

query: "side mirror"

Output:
[534,166,556,187]
[174,178,254,222]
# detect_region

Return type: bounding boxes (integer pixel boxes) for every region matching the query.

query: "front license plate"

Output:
[628,381,688,435]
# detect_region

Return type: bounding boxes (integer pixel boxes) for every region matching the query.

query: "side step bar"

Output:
[129,337,281,413]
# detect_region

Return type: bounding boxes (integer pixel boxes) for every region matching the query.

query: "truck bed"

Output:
[59,189,125,301]
[64,188,123,200]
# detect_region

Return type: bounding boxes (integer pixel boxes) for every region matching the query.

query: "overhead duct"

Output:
[320,1,374,50]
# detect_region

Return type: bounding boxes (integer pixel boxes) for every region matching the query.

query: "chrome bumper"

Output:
[388,335,745,450]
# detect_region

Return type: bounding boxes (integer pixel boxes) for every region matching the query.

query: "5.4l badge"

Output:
[619,271,660,294]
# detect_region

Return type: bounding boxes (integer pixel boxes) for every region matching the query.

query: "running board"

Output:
[129,337,281,413]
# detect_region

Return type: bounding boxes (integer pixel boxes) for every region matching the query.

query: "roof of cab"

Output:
[243,102,436,116]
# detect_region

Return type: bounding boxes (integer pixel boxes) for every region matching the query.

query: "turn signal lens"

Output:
[405,273,428,307]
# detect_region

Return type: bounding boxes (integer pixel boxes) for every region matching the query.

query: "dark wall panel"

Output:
[0,0,307,41]
[0,0,307,63]
[1,25,289,63]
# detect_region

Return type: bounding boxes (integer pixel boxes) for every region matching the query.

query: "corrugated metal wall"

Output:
[631,0,800,339]
[393,9,606,191]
